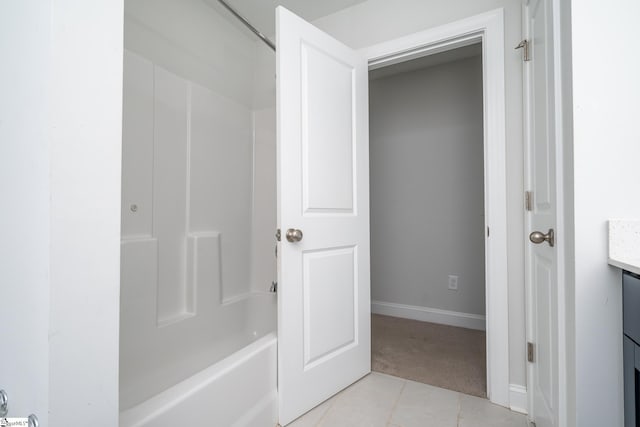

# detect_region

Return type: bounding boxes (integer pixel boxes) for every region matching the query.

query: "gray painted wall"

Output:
[369,55,485,316]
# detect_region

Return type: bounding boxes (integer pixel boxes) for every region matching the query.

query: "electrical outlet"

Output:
[448,275,458,290]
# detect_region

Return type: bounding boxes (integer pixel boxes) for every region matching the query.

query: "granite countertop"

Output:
[608,219,640,276]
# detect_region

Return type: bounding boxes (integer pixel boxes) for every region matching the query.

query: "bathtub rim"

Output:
[119,331,277,427]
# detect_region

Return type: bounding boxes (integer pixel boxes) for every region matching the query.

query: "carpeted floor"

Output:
[371,314,487,398]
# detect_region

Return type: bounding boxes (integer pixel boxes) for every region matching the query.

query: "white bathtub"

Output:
[120,331,278,427]
[119,290,278,427]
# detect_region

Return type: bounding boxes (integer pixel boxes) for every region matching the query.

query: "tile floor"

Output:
[287,372,529,427]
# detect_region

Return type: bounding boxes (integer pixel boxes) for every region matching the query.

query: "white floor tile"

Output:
[282,372,528,427]
[389,379,459,427]
[288,398,333,427]
[317,373,404,427]
[458,393,529,427]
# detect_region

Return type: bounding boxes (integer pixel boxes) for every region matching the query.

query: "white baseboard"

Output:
[509,384,528,414]
[371,300,486,331]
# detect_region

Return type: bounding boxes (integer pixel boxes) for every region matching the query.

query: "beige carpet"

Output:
[372,314,487,398]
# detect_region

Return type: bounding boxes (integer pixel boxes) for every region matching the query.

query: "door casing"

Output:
[360,8,510,407]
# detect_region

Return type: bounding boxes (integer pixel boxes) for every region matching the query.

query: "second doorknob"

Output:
[286,228,303,242]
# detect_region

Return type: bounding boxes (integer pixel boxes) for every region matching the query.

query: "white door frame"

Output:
[360,9,510,407]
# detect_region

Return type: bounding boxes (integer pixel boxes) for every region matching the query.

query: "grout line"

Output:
[456,392,462,427]
[312,389,341,427]
[385,378,407,426]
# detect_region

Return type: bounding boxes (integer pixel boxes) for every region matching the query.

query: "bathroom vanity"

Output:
[608,220,640,427]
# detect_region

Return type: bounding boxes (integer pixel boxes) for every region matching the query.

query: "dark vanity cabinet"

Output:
[624,271,640,427]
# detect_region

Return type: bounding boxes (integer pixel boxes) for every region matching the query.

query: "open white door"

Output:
[525,0,559,425]
[276,6,371,426]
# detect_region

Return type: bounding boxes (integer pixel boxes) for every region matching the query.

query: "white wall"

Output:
[314,0,526,387]
[0,1,52,421]
[369,56,486,318]
[571,0,640,425]
[2,2,123,424]
[48,0,124,424]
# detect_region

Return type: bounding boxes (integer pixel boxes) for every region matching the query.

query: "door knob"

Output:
[286,228,303,243]
[529,229,554,247]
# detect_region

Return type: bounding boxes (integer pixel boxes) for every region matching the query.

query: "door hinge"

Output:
[525,191,533,211]
[515,39,531,62]
[527,341,535,363]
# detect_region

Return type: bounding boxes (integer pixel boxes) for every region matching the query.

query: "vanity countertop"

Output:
[609,219,640,276]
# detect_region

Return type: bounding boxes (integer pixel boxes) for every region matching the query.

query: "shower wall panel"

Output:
[250,43,277,293]
[124,0,257,108]
[251,107,277,293]
[121,51,154,238]
[121,0,276,410]
[121,50,256,409]
[122,48,254,315]
[153,66,190,323]
[189,83,253,302]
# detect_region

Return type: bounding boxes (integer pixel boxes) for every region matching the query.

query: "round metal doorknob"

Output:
[286,228,303,243]
[529,228,554,247]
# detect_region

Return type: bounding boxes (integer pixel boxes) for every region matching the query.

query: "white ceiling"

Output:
[205,0,368,38]
[202,0,481,78]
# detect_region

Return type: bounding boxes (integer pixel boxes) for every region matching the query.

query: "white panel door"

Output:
[525,0,558,425]
[276,6,370,426]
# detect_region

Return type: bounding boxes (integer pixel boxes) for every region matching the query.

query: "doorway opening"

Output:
[361,8,509,406]
[368,42,487,398]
